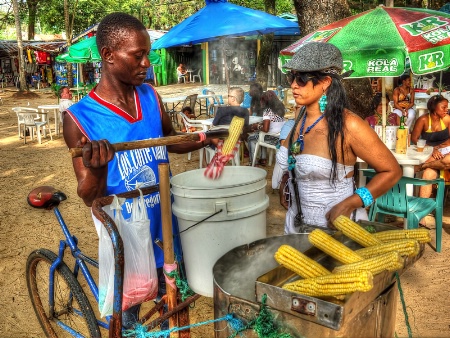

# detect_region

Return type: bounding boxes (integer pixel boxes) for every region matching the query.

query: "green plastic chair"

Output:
[362,169,443,253]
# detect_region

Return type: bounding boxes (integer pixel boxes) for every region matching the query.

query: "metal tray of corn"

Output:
[254,220,424,331]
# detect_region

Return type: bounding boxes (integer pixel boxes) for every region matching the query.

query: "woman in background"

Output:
[393,74,415,130]
[365,93,399,128]
[247,90,285,166]
[249,82,264,116]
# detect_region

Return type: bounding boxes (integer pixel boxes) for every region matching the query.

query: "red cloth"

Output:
[204,140,241,180]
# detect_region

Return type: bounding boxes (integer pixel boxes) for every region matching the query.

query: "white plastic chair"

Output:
[12,107,41,139]
[192,69,202,83]
[17,111,53,144]
[251,131,280,167]
[179,112,204,160]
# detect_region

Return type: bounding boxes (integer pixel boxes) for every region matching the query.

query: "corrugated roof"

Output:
[0,40,66,59]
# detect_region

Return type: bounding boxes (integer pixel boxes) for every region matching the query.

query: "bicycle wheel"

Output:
[26,249,101,337]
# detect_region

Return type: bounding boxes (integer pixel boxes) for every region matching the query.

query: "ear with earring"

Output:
[319,89,327,114]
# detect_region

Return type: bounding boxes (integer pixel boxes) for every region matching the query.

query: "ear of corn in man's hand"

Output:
[221,116,244,155]
[355,239,420,258]
[308,229,364,264]
[274,244,331,279]
[282,270,373,297]
[332,251,404,276]
[332,215,382,247]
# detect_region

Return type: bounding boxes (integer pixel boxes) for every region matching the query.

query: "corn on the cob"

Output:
[372,228,431,244]
[282,270,373,297]
[333,251,404,275]
[274,245,331,279]
[308,229,364,264]
[332,215,382,247]
[222,116,244,155]
[356,239,420,258]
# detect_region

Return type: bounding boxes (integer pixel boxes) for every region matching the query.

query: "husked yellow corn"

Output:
[373,228,431,244]
[332,215,382,247]
[282,270,373,297]
[308,229,364,264]
[274,245,331,279]
[356,239,420,258]
[333,251,404,276]
[222,116,245,155]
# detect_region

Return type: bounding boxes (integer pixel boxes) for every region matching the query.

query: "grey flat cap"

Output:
[283,42,343,73]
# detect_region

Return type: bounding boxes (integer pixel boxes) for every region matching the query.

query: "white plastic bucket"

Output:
[171,167,269,297]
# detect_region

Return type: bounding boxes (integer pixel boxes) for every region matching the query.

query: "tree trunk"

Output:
[64,0,73,88]
[12,0,27,91]
[291,0,373,118]
[27,0,39,40]
[256,0,276,90]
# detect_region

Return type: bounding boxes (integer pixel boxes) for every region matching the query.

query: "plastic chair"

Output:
[202,89,223,117]
[12,107,40,139]
[179,111,204,160]
[363,169,443,252]
[17,111,53,144]
[251,131,280,167]
[241,91,251,109]
[192,69,202,83]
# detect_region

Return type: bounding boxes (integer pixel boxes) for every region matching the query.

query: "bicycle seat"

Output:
[27,186,67,209]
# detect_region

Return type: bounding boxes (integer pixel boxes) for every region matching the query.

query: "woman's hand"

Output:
[432,147,444,160]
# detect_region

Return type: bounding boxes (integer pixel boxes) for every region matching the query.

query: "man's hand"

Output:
[78,137,115,168]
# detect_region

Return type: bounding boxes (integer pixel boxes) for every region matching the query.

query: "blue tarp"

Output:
[152,0,299,50]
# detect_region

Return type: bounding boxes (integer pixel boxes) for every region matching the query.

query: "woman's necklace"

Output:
[290,113,325,155]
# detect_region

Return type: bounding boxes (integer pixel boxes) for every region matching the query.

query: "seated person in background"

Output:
[210,87,249,148]
[59,87,74,126]
[177,63,187,83]
[365,93,399,128]
[393,74,415,130]
[180,106,197,132]
[249,82,264,117]
[31,72,41,88]
[248,90,285,166]
[413,95,450,203]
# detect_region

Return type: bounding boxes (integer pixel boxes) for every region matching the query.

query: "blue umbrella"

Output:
[151,0,298,50]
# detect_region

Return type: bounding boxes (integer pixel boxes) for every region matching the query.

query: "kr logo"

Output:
[418,51,444,71]
[400,16,447,36]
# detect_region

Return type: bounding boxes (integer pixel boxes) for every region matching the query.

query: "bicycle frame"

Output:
[51,206,110,331]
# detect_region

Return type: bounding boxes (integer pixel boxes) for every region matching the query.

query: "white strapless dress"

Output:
[276,146,368,234]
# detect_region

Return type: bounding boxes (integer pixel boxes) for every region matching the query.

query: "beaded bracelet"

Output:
[355,187,374,208]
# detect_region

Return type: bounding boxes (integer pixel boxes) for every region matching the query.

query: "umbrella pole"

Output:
[439,70,443,94]
[382,77,387,144]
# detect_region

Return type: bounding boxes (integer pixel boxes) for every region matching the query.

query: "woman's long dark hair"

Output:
[249,82,263,116]
[261,90,286,118]
[309,71,348,184]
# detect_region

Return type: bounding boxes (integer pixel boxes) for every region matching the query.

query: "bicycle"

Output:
[26,183,199,337]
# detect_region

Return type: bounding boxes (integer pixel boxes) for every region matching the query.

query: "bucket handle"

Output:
[176,208,223,236]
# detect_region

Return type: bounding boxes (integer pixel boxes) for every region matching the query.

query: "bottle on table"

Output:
[395,116,408,154]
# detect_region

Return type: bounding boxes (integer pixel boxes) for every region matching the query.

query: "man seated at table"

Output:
[59,87,74,116]
[177,63,187,83]
[209,87,249,148]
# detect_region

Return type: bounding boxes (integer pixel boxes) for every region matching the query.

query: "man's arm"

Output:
[63,112,114,206]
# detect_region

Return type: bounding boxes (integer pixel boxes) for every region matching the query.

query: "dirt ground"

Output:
[0,84,449,338]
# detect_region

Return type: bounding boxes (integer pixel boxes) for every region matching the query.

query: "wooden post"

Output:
[158,163,178,337]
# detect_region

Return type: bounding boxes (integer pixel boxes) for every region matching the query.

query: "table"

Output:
[185,70,193,82]
[38,104,60,136]
[200,116,263,131]
[357,145,433,195]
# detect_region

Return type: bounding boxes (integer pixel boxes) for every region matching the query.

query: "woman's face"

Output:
[402,77,411,87]
[433,99,449,118]
[289,72,328,107]
[376,101,388,115]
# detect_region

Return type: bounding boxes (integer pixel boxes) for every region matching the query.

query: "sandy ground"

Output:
[0,84,449,338]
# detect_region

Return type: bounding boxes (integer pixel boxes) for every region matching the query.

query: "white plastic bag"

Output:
[120,188,158,312]
[93,191,158,318]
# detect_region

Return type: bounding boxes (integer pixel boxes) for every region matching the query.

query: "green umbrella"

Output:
[280,6,450,77]
[66,36,161,65]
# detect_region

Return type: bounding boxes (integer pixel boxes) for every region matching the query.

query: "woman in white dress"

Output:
[277,42,402,233]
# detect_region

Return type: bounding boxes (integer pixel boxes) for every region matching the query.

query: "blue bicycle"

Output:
[25,185,198,337]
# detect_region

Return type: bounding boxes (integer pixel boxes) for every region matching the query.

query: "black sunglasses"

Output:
[286,72,315,87]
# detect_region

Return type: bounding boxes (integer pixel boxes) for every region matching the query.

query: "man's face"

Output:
[107,29,151,86]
